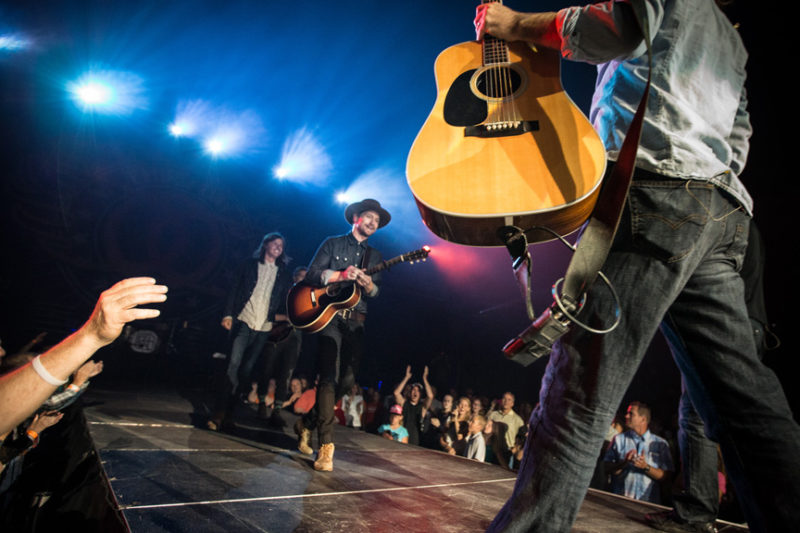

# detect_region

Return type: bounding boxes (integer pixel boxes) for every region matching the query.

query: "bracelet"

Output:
[26,429,40,447]
[32,355,68,386]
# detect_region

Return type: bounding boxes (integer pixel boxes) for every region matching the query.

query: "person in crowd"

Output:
[283,377,316,416]
[488,392,525,467]
[393,365,434,446]
[441,396,471,456]
[424,393,454,448]
[378,404,409,443]
[471,396,488,417]
[0,411,63,491]
[604,402,674,504]
[342,383,364,429]
[463,415,487,462]
[362,387,382,433]
[0,277,167,436]
[430,393,454,430]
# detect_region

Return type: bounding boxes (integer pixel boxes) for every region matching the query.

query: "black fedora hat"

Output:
[344,198,391,228]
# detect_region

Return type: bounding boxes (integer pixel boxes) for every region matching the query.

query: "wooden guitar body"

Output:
[287,283,360,334]
[406,41,606,247]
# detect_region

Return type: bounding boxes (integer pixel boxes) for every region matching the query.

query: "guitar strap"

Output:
[502,0,653,358]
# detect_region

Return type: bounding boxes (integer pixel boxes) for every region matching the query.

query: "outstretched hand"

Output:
[29,411,64,433]
[83,278,168,347]
[74,360,104,386]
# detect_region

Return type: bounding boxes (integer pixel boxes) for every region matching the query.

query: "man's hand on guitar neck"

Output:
[474,2,560,49]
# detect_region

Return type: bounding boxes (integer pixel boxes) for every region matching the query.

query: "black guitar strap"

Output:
[502,1,653,363]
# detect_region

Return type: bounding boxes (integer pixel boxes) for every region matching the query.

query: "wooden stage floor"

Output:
[83,388,749,532]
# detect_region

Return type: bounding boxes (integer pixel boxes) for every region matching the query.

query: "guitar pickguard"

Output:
[443,69,487,127]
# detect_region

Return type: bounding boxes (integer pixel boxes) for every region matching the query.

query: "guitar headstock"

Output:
[402,245,431,264]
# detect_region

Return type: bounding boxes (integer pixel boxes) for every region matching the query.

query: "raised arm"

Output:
[422,366,434,411]
[0,277,167,435]
[393,365,412,406]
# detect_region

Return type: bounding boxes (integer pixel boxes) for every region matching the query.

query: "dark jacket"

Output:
[223,258,293,322]
[306,233,382,314]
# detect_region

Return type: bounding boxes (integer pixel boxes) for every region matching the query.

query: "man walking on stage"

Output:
[475,1,800,532]
[296,198,390,471]
[209,232,293,430]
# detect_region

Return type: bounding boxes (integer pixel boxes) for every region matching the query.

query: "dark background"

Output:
[0,1,794,427]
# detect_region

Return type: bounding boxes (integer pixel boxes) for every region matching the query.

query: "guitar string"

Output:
[486,0,497,125]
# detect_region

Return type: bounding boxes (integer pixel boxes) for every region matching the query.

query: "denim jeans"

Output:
[662,313,768,524]
[488,178,800,533]
[226,321,270,394]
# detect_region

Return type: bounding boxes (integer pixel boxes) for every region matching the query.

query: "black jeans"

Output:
[302,316,364,445]
[257,329,302,405]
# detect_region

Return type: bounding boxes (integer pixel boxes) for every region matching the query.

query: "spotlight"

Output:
[75,81,113,105]
[272,128,331,185]
[168,122,188,137]
[335,191,351,204]
[67,70,146,115]
[169,99,211,139]
[204,137,225,156]
[0,33,30,51]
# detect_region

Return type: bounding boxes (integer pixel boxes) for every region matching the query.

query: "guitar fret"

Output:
[483,37,509,65]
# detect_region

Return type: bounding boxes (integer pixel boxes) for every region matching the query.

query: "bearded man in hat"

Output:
[296,198,390,471]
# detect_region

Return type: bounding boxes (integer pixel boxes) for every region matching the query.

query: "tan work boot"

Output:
[295,420,313,455]
[313,443,335,471]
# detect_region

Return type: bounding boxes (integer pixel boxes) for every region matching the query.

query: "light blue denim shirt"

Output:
[557,0,753,214]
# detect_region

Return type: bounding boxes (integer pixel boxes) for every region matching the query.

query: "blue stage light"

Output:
[168,122,187,137]
[272,128,331,184]
[335,191,351,204]
[67,70,146,115]
[204,137,226,156]
[76,81,113,105]
[170,99,212,139]
[0,33,30,51]
[337,168,406,208]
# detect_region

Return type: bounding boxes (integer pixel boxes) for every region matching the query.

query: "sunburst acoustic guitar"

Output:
[287,247,430,333]
[406,0,606,247]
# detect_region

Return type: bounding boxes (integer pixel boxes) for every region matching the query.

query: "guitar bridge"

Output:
[464,120,538,138]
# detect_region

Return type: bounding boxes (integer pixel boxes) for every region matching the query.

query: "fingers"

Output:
[474,4,489,41]
[87,277,168,345]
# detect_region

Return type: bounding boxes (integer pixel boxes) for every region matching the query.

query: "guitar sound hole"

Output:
[475,67,522,99]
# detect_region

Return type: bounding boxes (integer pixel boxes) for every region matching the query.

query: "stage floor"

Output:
[83,388,748,532]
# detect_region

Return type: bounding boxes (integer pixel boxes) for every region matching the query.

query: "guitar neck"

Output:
[363,255,407,276]
[482,1,509,66]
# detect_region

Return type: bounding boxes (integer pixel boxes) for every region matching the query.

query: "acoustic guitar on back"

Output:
[406,0,606,247]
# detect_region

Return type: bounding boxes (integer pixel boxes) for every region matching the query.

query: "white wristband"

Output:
[32,355,69,386]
